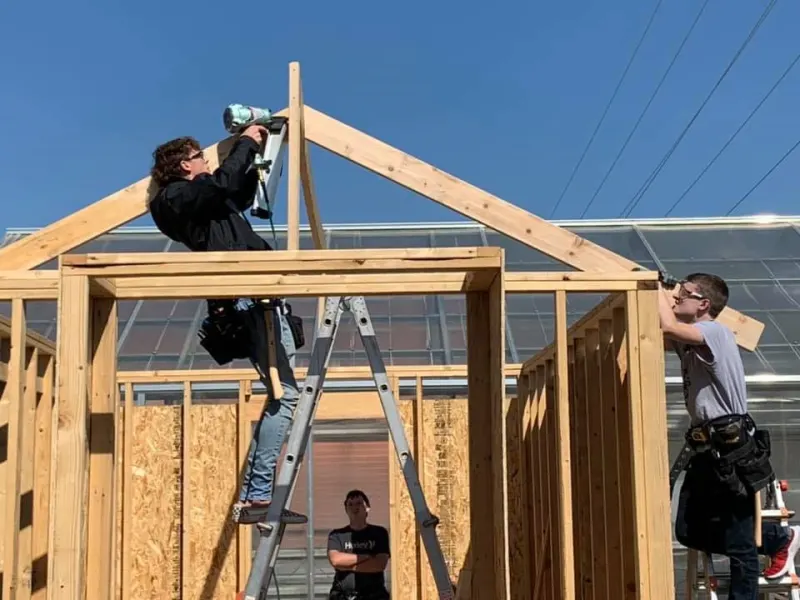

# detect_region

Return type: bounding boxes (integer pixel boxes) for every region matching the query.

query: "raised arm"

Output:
[658,283,705,346]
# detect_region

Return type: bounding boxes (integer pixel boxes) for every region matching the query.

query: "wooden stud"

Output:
[634,289,674,598]
[287,62,302,251]
[86,298,119,600]
[48,274,91,600]
[465,271,507,600]
[120,383,133,600]
[4,299,27,600]
[32,355,55,600]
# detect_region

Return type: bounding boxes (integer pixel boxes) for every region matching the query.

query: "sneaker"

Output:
[764,525,800,579]
[232,502,308,525]
[279,508,308,525]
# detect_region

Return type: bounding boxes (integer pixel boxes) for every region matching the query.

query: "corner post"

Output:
[48,272,91,600]
[466,269,508,599]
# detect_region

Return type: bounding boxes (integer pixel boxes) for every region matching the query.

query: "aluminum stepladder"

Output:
[671,443,800,599]
[236,295,455,600]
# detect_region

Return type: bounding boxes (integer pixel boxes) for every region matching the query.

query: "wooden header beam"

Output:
[58,248,503,299]
[0,263,660,301]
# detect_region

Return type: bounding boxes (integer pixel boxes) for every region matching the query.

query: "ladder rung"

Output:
[699,573,799,592]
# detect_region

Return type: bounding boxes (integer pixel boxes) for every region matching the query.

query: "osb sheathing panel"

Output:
[127,406,182,599]
[390,397,470,598]
[115,404,239,600]
[187,404,238,599]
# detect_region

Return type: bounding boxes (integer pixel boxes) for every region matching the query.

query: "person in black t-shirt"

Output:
[326,490,391,600]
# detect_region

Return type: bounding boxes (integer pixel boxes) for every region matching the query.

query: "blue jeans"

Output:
[236,299,301,503]
[675,452,790,599]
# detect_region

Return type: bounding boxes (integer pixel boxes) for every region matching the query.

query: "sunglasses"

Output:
[675,282,706,302]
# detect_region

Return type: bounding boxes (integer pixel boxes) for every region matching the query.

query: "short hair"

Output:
[685,272,729,318]
[150,136,201,188]
[344,489,370,507]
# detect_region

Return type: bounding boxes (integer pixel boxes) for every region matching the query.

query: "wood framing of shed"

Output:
[0,61,766,600]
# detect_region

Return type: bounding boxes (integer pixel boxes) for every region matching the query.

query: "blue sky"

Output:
[1,0,798,232]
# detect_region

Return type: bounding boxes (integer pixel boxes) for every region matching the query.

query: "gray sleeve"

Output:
[693,320,730,365]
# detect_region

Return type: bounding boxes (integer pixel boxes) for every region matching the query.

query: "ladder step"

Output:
[232,504,308,526]
[762,508,795,519]
[697,573,799,592]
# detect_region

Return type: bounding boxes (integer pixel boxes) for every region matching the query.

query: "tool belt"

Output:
[685,413,774,497]
[198,298,304,366]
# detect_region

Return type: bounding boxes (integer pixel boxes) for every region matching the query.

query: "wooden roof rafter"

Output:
[0,62,764,350]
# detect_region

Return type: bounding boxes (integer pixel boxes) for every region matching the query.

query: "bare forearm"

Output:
[330,551,362,569]
[352,555,389,573]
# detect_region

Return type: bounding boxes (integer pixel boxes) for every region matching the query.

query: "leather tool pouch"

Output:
[706,415,775,496]
[198,306,251,365]
[735,428,774,494]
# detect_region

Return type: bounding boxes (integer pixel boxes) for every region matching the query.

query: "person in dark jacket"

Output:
[148,129,307,526]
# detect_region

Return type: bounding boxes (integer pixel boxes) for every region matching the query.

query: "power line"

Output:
[548,0,665,219]
[577,0,711,219]
[665,48,800,216]
[724,137,800,216]
[619,0,779,218]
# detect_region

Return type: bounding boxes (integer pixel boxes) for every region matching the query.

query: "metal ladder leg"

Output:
[348,296,455,600]
[240,296,345,600]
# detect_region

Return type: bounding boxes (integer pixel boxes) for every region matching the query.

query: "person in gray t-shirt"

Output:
[659,272,798,596]
[672,317,748,426]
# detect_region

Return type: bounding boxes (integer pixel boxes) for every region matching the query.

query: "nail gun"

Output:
[223,103,287,220]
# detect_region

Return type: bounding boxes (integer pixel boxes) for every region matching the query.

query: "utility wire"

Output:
[578,0,711,218]
[723,137,800,216]
[619,0,779,218]
[548,0,664,219]
[664,48,800,216]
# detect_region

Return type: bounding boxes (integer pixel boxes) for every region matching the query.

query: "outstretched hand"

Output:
[241,125,268,145]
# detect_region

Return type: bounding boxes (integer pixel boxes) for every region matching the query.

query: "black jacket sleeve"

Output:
[163,136,261,217]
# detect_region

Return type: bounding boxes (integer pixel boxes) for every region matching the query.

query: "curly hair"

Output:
[150,136,201,188]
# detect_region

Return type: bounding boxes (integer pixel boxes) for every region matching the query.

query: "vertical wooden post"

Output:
[86,297,118,600]
[17,345,38,598]
[572,336,594,597]
[612,305,637,598]
[4,298,27,600]
[634,289,674,598]
[181,382,192,600]
[120,383,133,600]
[48,273,91,600]
[236,380,251,589]
[466,272,507,600]
[553,291,575,600]
[287,61,302,251]
[599,318,625,599]
[622,290,651,598]
[32,354,55,600]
